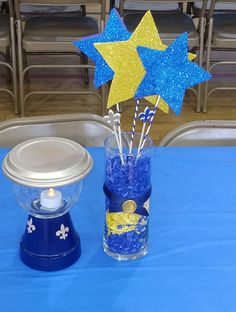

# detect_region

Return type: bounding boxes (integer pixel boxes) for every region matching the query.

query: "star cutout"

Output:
[74,9,131,88]
[135,33,212,115]
[94,11,195,111]
[94,11,168,110]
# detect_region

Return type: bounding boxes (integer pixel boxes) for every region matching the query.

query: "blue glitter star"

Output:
[135,32,211,115]
[74,9,131,88]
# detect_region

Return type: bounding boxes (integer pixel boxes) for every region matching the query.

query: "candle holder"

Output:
[103,132,153,260]
[2,137,92,271]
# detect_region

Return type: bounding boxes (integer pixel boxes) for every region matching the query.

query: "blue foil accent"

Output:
[104,184,151,216]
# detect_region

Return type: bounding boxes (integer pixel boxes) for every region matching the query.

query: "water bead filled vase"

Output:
[2,137,92,271]
[103,132,153,260]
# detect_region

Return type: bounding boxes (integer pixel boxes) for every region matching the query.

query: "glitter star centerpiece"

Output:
[94,11,170,111]
[135,32,212,115]
[74,9,131,88]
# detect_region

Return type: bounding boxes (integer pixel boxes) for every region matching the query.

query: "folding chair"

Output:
[14,0,106,117]
[0,113,113,147]
[112,0,180,13]
[203,0,236,112]
[160,120,236,146]
[192,0,236,17]
[0,0,18,113]
[20,4,84,19]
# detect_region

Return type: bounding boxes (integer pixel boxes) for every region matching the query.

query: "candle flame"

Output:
[48,188,55,197]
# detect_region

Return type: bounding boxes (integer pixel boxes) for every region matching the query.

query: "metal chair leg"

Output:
[203,17,213,113]
[10,16,19,114]
[80,52,89,85]
[5,47,11,83]
[17,20,25,116]
[196,16,205,113]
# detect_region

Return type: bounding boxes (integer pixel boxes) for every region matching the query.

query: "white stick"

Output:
[137,122,146,155]
[139,95,161,154]
[113,124,125,165]
[103,109,124,165]
[117,121,123,154]
[129,99,140,154]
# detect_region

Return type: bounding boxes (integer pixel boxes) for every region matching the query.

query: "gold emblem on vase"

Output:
[122,200,137,214]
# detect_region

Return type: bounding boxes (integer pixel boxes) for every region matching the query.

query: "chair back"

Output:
[208,0,236,17]
[116,0,180,15]
[0,0,18,114]
[193,1,236,16]
[118,0,196,16]
[0,113,113,147]
[159,120,236,146]
[14,0,106,26]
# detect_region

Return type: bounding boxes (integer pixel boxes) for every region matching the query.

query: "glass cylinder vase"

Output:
[103,132,153,260]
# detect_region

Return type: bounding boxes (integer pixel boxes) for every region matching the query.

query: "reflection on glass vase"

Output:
[103,132,153,260]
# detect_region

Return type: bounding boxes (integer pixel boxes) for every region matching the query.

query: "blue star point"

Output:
[74,8,131,88]
[135,33,212,115]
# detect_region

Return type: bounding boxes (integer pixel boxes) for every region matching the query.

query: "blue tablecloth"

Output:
[1,146,236,312]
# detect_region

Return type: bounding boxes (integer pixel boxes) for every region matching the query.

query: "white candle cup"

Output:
[40,188,62,211]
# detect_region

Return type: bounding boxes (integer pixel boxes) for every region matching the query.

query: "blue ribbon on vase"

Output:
[103,184,151,217]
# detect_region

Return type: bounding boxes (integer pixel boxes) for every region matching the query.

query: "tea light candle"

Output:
[40,188,62,211]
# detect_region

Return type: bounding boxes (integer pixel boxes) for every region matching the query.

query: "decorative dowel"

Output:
[113,125,125,165]
[137,106,155,156]
[137,122,146,155]
[129,99,140,154]
[103,110,125,165]
[139,96,161,154]
[117,120,122,152]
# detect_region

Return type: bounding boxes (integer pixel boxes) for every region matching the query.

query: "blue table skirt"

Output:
[1,146,236,312]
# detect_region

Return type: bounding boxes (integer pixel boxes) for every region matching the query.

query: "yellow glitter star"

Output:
[94,11,195,111]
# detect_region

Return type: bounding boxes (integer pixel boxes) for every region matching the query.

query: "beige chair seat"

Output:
[0,14,10,47]
[212,14,236,48]
[124,13,199,46]
[23,15,98,52]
